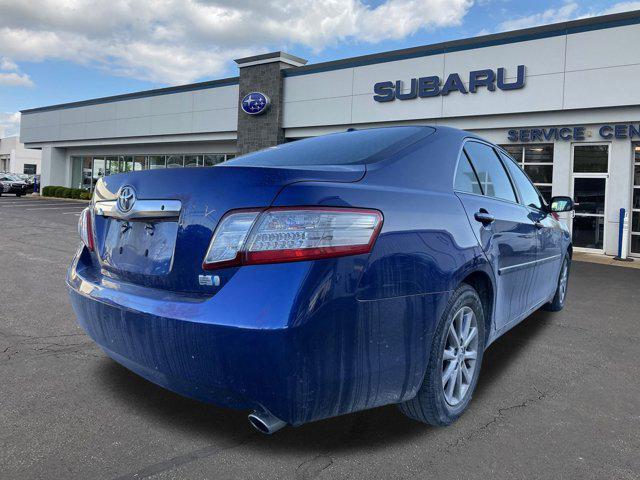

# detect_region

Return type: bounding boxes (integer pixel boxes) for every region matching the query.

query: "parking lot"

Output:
[1,195,639,480]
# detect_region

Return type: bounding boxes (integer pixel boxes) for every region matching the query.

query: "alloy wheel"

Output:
[442,306,479,406]
[558,260,568,304]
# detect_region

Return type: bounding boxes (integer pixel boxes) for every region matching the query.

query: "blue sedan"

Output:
[68,126,574,434]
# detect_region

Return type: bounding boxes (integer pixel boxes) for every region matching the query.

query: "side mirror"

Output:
[549,196,574,213]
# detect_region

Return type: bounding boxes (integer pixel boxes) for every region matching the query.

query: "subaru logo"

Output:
[117,185,136,213]
[241,92,270,115]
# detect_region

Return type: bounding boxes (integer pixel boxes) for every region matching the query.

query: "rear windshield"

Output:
[225,127,431,167]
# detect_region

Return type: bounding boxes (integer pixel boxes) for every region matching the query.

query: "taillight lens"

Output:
[78,207,95,252]
[203,207,383,269]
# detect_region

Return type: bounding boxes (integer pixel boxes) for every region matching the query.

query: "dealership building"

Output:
[19,10,640,257]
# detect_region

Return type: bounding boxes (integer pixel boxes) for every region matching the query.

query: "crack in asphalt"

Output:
[110,435,253,480]
[0,333,95,363]
[441,386,549,453]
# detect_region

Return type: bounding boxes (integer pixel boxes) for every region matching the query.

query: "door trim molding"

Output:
[498,254,561,275]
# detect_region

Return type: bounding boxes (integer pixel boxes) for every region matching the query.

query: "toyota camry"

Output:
[67,126,574,434]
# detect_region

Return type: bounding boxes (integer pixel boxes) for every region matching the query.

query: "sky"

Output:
[1,0,639,137]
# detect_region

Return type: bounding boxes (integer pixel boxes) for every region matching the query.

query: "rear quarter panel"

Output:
[269,133,493,421]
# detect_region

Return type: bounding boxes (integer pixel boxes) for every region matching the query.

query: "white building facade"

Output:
[0,136,42,175]
[19,10,640,257]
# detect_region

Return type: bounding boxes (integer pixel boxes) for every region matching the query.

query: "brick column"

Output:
[235,52,307,155]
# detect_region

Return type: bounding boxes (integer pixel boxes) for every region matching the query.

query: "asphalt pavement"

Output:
[1,195,638,479]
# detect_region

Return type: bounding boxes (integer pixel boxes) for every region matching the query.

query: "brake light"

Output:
[78,207,95,252]
[203,207,383,269]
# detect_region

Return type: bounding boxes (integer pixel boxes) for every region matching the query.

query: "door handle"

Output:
[474,210,495,225]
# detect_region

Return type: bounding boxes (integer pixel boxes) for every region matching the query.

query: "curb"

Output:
[37,196,90,204]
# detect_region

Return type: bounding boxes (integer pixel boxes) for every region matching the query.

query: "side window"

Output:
[464,142,517,203]
[500,152,543,210]
[454,154,483,195]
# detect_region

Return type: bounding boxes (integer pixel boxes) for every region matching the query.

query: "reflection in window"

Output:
[121,155,134,172]
[134,156,145,171]
[92,157,105,183]
[167,155,184,168]
[148,155,166,169]
[185,155,199,167]
[573,145,608,173]
[68,153,235,189]
[203,154,225,167]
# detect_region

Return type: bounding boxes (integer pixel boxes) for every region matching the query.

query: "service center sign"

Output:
[373,65,526,102]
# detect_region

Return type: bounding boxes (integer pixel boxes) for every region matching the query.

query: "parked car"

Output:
[68,126,574,434]
[0,174,28,196]
[16,173,35,190]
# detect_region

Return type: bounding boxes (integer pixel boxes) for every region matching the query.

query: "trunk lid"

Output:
[91,165,364,293]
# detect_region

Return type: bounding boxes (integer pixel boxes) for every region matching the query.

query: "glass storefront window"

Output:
[66,152,236,190]
[121,155,134,172]
[499,143,553,203]
[148,155,166,169]
[203,154,225,166]
[167,155,184,168]
[185,155,199,167]
[524,164,553,184]
[573,145,608,173]
[92,157,105,185]
[134,156,145,171]
[106,156,120,176]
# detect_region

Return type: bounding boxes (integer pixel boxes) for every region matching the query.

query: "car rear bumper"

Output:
[67,248,448,426]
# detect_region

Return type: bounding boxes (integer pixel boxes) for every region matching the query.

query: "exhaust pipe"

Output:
[248,409,286,435]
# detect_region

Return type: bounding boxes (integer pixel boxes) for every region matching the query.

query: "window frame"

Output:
[496,147,547,212]
[631,143,640,255]
[454,139,520,206]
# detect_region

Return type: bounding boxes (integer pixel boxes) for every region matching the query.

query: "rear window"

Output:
[225,127,431,167]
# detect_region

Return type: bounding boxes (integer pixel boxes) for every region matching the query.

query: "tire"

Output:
[399,284,485,426]
[543,254,570,312]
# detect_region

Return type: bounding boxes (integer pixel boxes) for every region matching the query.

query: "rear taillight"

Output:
[203,207,383,269]
[78,207,95,252]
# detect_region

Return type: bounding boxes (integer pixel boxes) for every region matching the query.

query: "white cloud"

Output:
[498,2,580,31]
[0,57,18,71]
[0,71,34,87]
[0,55,33,87]
[0,0,474,85]
[0,112,21,137]
[494,1,640,33]
[600,1,640,14]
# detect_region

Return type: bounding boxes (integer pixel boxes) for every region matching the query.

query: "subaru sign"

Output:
[373,65,526,102]
[241,92,270,115]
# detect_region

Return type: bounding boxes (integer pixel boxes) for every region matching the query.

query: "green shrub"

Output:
[41,185,91,199]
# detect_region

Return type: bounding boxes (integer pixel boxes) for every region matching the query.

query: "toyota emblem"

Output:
[117,185,136,213]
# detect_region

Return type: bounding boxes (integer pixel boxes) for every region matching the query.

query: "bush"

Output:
[42,185,91,200]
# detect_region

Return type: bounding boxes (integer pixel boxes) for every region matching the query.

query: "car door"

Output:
[454,141,539,331]
[500,152,563,305]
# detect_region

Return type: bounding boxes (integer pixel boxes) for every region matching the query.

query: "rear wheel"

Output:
[399,284,485,426]
[543,254,570,312]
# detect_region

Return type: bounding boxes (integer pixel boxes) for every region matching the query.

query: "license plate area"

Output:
[99,219,179,275]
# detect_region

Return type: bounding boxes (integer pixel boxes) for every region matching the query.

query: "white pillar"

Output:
[40,146,67,188]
